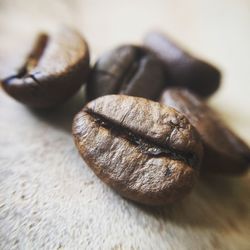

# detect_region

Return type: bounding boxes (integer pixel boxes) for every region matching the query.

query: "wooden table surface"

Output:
[0,0,250,249]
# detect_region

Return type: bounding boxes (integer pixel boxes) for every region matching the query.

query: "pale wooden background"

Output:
[0,0,250,249]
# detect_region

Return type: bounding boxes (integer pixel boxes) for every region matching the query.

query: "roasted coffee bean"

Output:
[0,27,90,108]
[144,32,221,98]
[160,88,250,175]
[72,95,203,205]
[87,45,166,101]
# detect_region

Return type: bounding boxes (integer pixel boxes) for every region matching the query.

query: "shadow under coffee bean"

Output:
[0,26,90,108]
[144,31,221,98]
[87,45,166,101]
[72,95,203,205]
[160,88,250,175]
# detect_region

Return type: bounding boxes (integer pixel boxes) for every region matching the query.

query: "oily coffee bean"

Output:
[72,95,203,205]
[0,27,90,108]
[87,45,166,101]
[160,88,250,175]
[144,32,221,98]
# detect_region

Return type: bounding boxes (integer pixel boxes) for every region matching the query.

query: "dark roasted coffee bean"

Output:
[87,45,166,101]
[144,32,221,98]
[160,88,250,175]
[72,95,203,205]
[0,27,90,108]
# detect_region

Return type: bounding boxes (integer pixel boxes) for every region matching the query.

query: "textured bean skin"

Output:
[160,88,250,175]
[73,95,203,205]
[144,32,221,98]
[87,45,166,101]
[0,27,90,108]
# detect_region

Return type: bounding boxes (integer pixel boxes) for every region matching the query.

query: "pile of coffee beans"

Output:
[1,26,249,206]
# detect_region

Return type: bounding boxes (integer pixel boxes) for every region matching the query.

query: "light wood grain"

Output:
[0,0,250,249]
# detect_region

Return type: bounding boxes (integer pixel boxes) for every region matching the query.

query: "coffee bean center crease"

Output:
[85,108,197,167]
[112,49,145,94]
[3,33,49,84]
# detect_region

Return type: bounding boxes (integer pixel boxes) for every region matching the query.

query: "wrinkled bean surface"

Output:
[73,95,203,205]
[160,88,250,175]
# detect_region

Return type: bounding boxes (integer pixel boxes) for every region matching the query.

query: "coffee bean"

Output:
[144,32,221,98]
[87,45,166,101]
[0,27,90,108]
[72,95,203,205]
[160,88,250,175]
